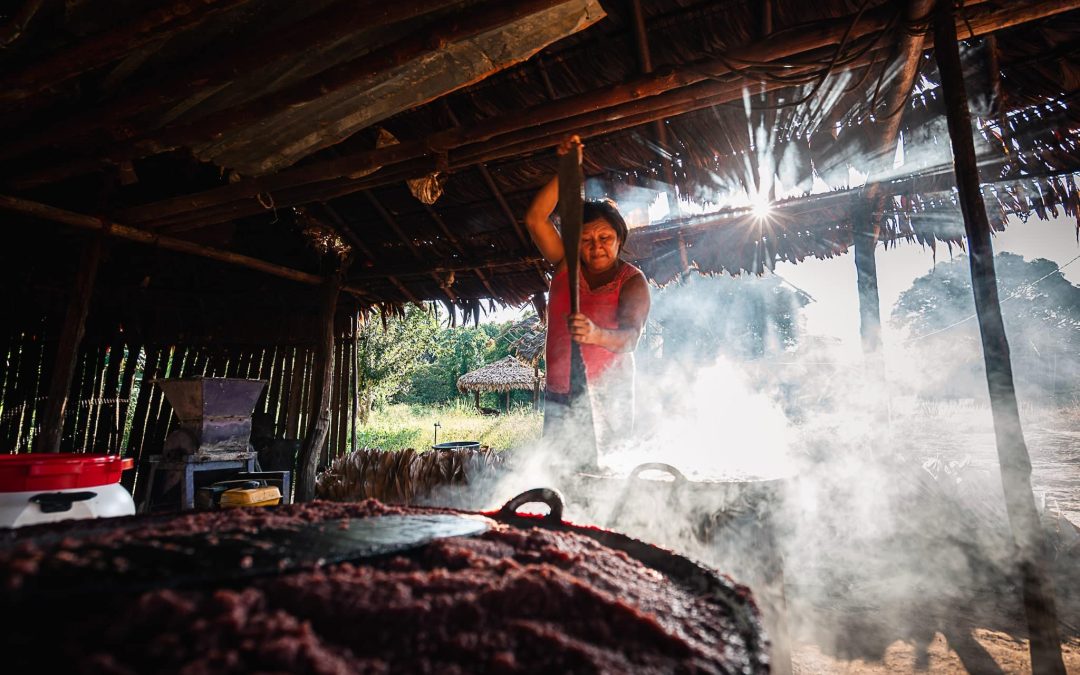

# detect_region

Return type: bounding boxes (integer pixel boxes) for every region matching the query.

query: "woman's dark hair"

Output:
[583,199,628,250]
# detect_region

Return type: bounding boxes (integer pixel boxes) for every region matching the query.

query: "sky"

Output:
[775,212,1080,352]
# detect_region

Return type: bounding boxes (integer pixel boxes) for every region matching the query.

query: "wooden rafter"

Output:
[105,0,1078,231]
[420,203,502,300]
[0,194,369,298]
[363,190,457,303]
[318,202,419,306]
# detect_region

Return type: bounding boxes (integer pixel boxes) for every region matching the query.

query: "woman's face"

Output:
[579,218,620,273]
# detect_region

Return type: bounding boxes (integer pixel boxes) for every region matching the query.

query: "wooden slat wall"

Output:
[1,311,361,494]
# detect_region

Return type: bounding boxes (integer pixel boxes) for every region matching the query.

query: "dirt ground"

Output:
[793,632,1080,674]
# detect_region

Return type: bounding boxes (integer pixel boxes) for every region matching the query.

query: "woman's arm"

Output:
[567,273,651,353]
[524,136,583,267]
[524,175,564,266]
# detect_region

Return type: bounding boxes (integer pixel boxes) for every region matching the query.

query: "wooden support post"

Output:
[853,207,883,356]
[296,271,343,502]
[351,316,360,453]
[856,0,933,361]
[474,391,480,411]
[36,237,103,453]
[505,389,511,413]
[933,3,1066,672]
[629,0,686,271]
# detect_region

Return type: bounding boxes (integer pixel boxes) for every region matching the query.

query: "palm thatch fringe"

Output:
[315,446,506,504]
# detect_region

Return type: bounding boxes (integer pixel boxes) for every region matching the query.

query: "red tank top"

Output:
[546,261,643,395]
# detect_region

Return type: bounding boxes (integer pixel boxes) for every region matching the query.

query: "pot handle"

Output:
[628,462,688,484]
[497,488,564,523]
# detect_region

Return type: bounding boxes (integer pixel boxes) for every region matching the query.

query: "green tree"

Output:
[356,306,438,423]
[407,325,495,404]
[892,253,1080,398]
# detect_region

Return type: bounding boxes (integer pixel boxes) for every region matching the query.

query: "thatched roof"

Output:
[457,356,543,393]
[3,0,1080,319]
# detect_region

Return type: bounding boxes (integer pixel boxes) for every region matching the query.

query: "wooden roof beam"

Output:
[347,254,545,282]
[124,59,869,232]
[106,0,1078,229]
[0,0,256,106]
[0,194,368,298]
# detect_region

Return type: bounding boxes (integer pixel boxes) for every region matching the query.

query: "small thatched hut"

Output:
[457,356,544,412]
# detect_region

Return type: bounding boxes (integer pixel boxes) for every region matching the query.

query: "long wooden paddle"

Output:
[557,141,598,469]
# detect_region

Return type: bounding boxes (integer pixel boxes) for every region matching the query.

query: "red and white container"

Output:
[0,454,135,528]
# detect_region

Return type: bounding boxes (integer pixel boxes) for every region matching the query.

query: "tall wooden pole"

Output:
[295,269,343,501]
[36,236,103,453]
[856,0,934,359]
[352,313,360,454]
[932,2,1065,672]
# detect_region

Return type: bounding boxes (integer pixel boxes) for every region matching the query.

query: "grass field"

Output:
[355,401,543,451]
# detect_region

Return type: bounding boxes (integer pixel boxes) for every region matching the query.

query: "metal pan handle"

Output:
[497,488,564,523]
[628,462,688,484]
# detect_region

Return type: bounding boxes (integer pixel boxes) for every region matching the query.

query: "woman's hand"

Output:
[567,312,601,345]
[557,134,583,163]
[525,135,583,268]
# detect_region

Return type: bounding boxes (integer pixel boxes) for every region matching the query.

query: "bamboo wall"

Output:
[0,315,361,497]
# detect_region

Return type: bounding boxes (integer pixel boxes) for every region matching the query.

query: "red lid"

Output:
[0,454,134,492]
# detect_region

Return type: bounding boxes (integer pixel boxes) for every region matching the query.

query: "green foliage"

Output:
[892,252,1080,397]
[356,402,542,451]
[357,306,438,421]
[405,317,534,407]
[407,325,492,404]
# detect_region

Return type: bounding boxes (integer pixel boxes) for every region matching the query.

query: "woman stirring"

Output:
[525,136,650,466]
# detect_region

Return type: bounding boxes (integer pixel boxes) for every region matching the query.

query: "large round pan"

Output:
[490,487,769,672]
